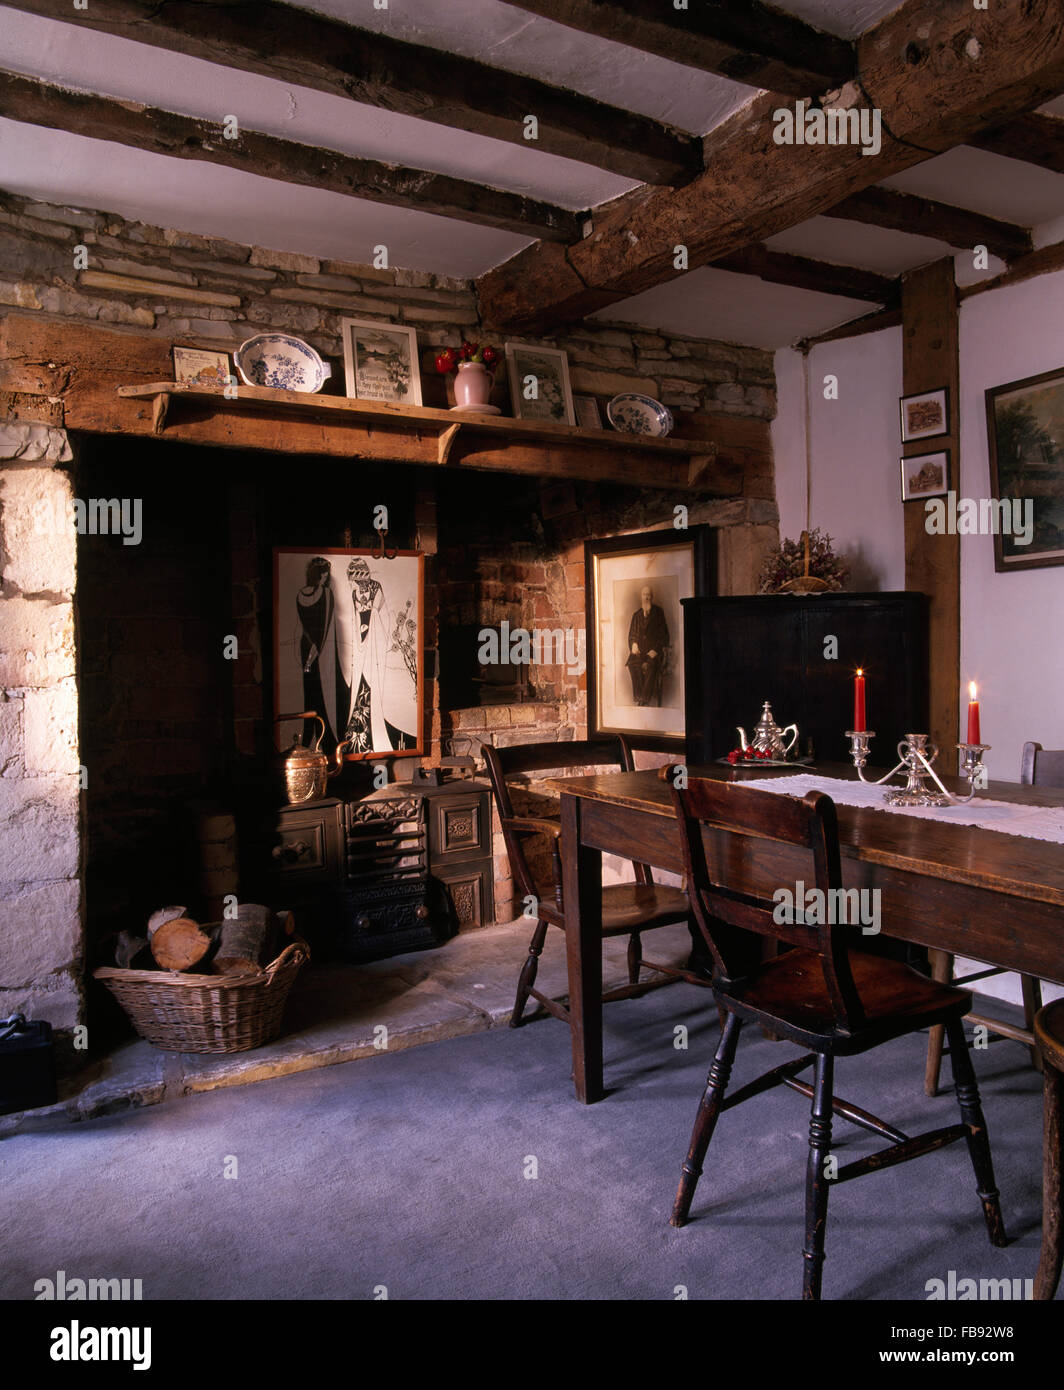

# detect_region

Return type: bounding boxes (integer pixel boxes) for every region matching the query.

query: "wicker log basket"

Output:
[94,938,309,1054]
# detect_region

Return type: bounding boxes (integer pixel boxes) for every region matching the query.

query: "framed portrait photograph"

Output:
[340,319,422,406]
[900,450,950,502]
[504,342,575,425]
[586,527,714,750]
[900,387,948,442]
[274,547,424,760]
[986,366,1064,571]
[172,346,230,386]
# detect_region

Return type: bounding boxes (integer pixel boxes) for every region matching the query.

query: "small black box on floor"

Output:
[0,1015,57,1115]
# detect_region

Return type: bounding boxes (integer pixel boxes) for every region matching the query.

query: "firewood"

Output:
[148,916,211,972]
[213,903,271,974]
[147,905,186,936]
[115,931,151,969]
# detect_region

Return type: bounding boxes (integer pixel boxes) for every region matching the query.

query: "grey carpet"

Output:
[0,983,1049,1301]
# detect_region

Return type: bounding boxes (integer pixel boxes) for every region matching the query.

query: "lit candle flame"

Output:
[856,668,863,677]
[969,681,977,701]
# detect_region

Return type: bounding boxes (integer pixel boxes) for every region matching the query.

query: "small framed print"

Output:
[504,342,575,425]
[340,318,422,406]
[573,394,602,431]
[172,346,230,386]
[901,450,950,502]
[900,387,948,442]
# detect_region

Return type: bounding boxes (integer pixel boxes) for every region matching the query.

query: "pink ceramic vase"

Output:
[452,360,493,410]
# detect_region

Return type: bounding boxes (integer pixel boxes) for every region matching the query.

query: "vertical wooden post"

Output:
[901,259,960,771]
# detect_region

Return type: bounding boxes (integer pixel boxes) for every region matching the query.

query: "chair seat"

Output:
[1035,998,1064,1072]
[598,882,690,934]
[721,948,973,1053]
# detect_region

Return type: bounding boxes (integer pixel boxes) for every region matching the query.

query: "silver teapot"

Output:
[736,701,798,759]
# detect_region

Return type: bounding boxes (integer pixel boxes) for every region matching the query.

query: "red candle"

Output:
[967,681,981,745]
[853,669,866,733]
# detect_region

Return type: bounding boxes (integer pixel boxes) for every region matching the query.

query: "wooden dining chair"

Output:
[667,773,1007,1300]
[1034,998,1064,1300]
[924,740,1064,1095]
[483,736,703,1033]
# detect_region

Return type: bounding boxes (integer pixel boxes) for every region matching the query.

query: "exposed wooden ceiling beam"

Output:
[499,0,854,98]
[711,245,899,306]
[967,112,1064,175]
[478,0,1064,334]
[822,187,1032,263]
[3,0,700,186]
[0,71,585,242]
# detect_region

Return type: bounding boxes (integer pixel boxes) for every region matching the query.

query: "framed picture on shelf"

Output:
[900,387,948,442]
[986,366,1064,571]
[340,319,422,406]
[273,547,424,760]
[504,342,575,425]
[900,450,950,502]
[573,394,602,430]
[585,526,714,750]
[172,346,230,386]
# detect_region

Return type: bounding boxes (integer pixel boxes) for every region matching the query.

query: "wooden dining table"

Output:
[546,761,1064,1104]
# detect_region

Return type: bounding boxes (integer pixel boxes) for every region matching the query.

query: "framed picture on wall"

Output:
[274,547,424,759]
[340,319,422,406]
[900,450,950,502]
[504,342,575,425]
[986,366,1064,571]
[172,346,230,386]
[585,526,714,750]
[900,387,948,442]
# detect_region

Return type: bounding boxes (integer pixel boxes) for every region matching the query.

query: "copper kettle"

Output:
[277,712,350,803]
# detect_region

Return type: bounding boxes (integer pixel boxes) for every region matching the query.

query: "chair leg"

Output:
[511,918,550,1028]
[627,932,642,986]
[802,1053,834,1301]
[945,1017,1007,1247]
[1022,976,1044,1072]
[671,1011,742,1228]
[1034,1060,1064,1300]
[925,949,954,1096]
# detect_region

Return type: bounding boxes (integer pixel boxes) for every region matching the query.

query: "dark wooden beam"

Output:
[3,0,700,186]
[823,187,1032,263]
[500,0,854,98]
[959,236,1064,300]
[901,260,960,774]
[968,112,1064,175]
[794,306,902,350]
[478,0,1064,333]
[0,71,583,242]
[711,244,899,306]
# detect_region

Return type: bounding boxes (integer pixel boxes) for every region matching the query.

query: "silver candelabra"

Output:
[846,731,990,806]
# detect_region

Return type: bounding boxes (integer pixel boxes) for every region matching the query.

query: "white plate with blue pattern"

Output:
[606,393,674,437]
[234,334,332,393]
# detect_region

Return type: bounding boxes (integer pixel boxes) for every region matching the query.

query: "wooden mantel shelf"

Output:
[0,317,767,495]
[116,381,723,490]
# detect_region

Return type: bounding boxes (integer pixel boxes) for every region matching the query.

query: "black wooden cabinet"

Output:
[683,592,928,768]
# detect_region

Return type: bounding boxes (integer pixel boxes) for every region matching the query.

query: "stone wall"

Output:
[0,426,82,1036]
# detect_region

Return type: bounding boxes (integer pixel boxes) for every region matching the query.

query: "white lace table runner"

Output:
[746,774,1064,845]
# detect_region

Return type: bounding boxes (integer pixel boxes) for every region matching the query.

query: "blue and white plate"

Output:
[234,334,331,393]
[606,393,674,437]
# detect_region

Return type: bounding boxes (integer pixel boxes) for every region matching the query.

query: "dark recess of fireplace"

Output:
[438,623,528,707]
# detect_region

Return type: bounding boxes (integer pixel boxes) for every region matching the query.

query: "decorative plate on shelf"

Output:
[606,393,674,437]
[234,334,332,393]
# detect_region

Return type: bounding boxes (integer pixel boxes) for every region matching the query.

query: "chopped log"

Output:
[213,904,271,974]
[147,905,186,936]
[115,931,151,969]
[149,916,211,972]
